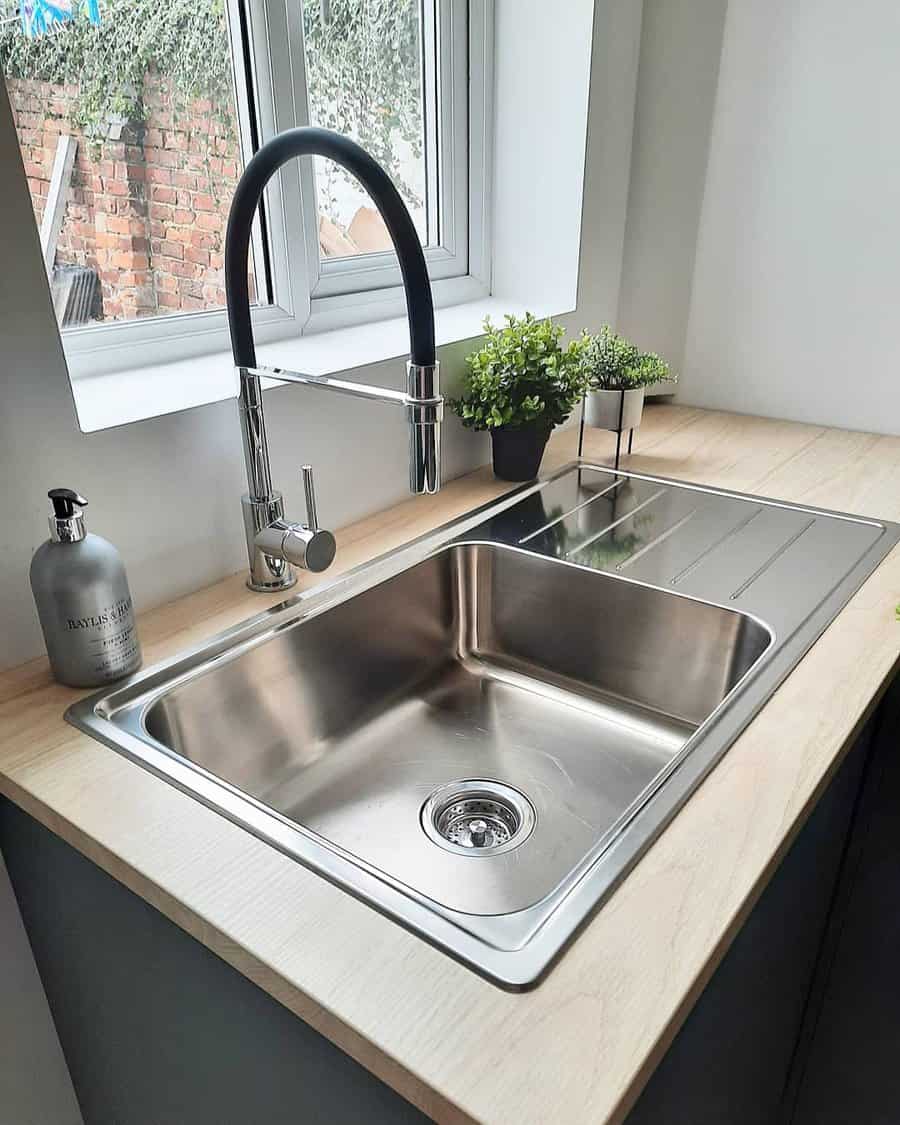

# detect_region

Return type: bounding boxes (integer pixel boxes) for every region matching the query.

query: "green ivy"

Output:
[0,0,233,134]
[575,325,674,391]
[0,0,423,213]
[301,0,423,212]
[449,314,586,432]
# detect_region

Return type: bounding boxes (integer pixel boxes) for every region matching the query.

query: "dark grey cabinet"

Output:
[787,678,900,1124]
[627,675,900,1125]
[0,800,429,1125]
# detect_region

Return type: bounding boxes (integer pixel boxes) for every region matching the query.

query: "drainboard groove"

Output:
[567,489,668,560]
[518,476,623,545]
[670,505,764,586]
[616,509,698,571]
[730,518,817,600]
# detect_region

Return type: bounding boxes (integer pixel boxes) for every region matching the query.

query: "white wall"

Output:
[616,0,728,378]
[491,0,593,311]
[0,0,643,672]
[678,0,900,432]
[0,853,83,1123]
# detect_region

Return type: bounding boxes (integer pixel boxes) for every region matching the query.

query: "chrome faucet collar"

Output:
[407,361,442,495]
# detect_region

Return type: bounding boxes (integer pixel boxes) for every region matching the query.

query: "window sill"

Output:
[70,294,556,433]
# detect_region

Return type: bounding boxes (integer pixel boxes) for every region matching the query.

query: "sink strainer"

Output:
[421,779,536,856]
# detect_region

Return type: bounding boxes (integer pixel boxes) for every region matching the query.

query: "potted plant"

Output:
[577,326,673,432]
[450,313,584,481]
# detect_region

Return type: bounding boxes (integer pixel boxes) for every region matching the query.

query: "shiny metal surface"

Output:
[248,362,443,497]
[421,780,536,856]
[236,362,443,590]
[301,465,319,532]
[240,491,296,592]
[68,463,900,988]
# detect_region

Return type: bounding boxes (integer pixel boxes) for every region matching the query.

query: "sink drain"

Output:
[421,779,535,856]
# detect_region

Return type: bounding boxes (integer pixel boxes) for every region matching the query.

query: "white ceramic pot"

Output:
[583,387,645,431]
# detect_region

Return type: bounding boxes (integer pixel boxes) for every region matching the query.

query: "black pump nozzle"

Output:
[48,488,88,519]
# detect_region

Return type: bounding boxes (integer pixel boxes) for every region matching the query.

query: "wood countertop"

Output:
[2,404,899,1124]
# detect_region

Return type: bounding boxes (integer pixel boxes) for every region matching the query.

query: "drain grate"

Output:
[421,780,535,856]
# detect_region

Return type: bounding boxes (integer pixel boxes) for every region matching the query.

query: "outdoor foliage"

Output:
[450,314,586,432]
[575,325,673,391]
[0,0,424,216]
[302,0,423,212]
[0,0,233,134]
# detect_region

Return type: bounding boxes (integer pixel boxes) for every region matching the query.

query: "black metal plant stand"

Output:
[577,388,635,470]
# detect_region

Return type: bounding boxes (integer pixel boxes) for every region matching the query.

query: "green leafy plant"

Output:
[576,325,673,392]
[0,0,233,135]
[449,313,585,432]
[301,0,423,214]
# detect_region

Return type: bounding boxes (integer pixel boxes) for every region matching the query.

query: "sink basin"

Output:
[143,543,770,916]
[69,463,898,987]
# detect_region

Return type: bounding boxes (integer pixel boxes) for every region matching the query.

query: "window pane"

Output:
[301,0,430,261]
[1,0,260,329]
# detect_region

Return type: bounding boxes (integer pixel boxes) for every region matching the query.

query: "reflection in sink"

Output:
[144,544,771,916]
[70,463,897,987]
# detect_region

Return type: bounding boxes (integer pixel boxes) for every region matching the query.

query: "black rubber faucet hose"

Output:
[225,127,435,370]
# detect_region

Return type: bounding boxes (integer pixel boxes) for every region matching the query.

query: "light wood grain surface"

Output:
[1,404,899,1124]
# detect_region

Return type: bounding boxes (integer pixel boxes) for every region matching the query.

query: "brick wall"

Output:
[7,69,241,321]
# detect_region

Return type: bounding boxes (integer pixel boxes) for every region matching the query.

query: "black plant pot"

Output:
[490,424,552,482]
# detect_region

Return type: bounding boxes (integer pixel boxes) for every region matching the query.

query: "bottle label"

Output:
[62,594,141,679]
[64,594,134,633]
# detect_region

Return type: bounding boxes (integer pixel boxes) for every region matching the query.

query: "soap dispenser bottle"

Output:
[30,488,142,688]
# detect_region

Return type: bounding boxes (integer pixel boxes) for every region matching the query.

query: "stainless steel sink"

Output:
[69,463,899,987]
[143,542,769,917]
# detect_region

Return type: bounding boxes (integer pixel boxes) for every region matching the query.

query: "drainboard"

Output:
[68,462,899,988]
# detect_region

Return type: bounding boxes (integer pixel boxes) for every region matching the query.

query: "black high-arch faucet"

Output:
[225,127,443,592]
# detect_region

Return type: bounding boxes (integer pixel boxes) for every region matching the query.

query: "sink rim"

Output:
[66,461,899,989]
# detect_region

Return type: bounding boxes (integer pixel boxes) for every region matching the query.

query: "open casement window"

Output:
[2,0,490,377]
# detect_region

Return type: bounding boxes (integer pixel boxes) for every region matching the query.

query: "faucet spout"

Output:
[225,127,443,590]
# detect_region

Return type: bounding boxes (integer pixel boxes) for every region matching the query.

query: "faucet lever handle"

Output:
[301,465,319,531]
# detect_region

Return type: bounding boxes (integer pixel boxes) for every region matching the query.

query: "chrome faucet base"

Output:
[241,493,298,593]
[246,573,298,594]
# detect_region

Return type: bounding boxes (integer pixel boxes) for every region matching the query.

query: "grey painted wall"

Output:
[0,0,643,672]
[0,851,83,1125]
[678,0,900,433]
[617,0,900,433]
[616,0,729,380]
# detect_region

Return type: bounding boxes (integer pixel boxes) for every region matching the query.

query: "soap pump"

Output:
[30,489,142,688]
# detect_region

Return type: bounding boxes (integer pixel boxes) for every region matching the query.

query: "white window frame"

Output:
[60,0,492,380]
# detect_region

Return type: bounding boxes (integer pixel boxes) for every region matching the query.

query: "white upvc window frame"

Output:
[62,0,492,380]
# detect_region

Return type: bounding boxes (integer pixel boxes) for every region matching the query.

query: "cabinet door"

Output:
[0,851,82,1124]
[0,800,428,1125]
[625,709,874,1125]
[789,678,900,1125]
